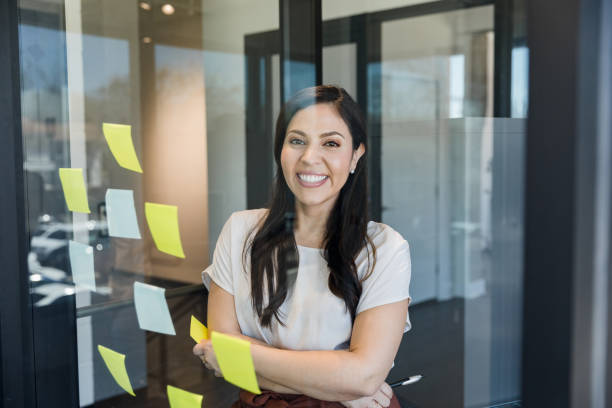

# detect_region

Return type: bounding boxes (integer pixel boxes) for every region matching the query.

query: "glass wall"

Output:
[320,2,527,407]
[17,0,527,406]
[19,0,278,405]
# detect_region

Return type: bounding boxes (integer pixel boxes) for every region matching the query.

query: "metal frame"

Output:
[0,0,37,406]
[279,0,322,104]
[522,0,612,406]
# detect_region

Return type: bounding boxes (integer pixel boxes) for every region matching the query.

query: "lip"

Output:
[296,173,328,188]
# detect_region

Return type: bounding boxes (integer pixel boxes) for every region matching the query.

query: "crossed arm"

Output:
[194,281,408,402]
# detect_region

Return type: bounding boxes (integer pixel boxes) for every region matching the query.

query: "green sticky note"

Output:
[211,331,261,394]
[145,202,185,258]
[102,123,143,173]
[59,168,90,213]
[167,385,203,408]
[97,345,135,396]
[190,315,208,343]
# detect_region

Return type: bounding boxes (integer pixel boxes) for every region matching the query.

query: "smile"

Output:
[297,173,328,187]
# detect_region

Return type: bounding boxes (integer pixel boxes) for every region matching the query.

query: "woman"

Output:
[194,85,411,407]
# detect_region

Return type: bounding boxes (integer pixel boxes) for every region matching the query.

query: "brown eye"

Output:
[324,141,340,147]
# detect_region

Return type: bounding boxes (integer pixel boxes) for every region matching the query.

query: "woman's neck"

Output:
[293,201,333,248]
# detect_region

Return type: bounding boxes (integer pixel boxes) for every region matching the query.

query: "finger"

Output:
[214,370,223,377]
[374,391,390,408]
[380,382,392,399]
[193,343,205,356]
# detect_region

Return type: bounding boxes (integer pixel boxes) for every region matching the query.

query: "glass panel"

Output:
[322,3,527,407]
[18,0,527,406]
[19,0,278,405]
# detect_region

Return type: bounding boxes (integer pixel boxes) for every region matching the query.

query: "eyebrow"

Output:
[287,129,345,140]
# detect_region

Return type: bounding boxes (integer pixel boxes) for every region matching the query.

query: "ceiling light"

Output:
[139,2,151,11]
[142,36,152,44]
[161,4,175,15]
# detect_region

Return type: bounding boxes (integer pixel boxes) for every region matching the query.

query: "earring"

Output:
[350,169,355,174]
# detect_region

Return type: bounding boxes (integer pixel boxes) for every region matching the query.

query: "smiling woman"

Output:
[194,85,412,407]
[282,103,365,214]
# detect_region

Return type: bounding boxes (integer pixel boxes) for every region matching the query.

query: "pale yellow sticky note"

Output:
[190,315,208,343]
[211,331,261,394]
[145,202,185,258]
[59,168,90,213]
[97,345,135,396]
[167,385,203,408]
[102,123,143,173]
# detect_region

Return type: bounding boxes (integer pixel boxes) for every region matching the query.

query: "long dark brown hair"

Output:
[244,85,376,327]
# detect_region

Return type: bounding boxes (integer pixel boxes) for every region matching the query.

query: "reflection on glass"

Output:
[19,0,280,405]
[373,5,525,408]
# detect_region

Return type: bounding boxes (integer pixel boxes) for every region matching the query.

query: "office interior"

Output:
[1,0,611,407]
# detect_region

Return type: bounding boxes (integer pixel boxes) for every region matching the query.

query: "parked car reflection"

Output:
[29,215,112,306]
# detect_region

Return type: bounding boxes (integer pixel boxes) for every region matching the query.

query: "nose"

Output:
[300,144,321,165]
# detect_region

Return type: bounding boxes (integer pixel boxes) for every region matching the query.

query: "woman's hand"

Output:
[341,382,393,408]
[193,339,222,377]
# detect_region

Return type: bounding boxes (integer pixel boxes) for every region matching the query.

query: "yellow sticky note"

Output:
[190,315,208,343]
[102,123,143,173]
[211,331,261,394]
[167,385,203,408]
[59,168,90,213]
[145,202,185,258]
[97,345,135,397]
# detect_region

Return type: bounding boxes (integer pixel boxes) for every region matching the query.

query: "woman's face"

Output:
[280,103,365,213]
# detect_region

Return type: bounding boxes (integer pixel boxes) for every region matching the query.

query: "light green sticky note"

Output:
[190,315,208,343]
[68,240,96,291]
[167,385,203,408]
[211,331,261,394]
[59,168,90,213]
[133,282,176,335]
[102,123,143,173]
[97,345,135,396]
[145,202,185,258]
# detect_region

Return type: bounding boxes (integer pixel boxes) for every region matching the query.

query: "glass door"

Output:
[320,2,528,407]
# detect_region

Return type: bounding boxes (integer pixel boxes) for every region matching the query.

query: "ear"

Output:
[352,143,366,169]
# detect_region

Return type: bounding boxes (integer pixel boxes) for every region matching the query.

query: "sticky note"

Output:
[97,345,135,396]
[68,240,96,291]
[103,123,143,173]
[145,202,185,258]
[59,168,90,213]
[211,331,261,394]
[167,385,203,408]
[106,189,141,239]
[133,282,176,335]
[190,315,208,343]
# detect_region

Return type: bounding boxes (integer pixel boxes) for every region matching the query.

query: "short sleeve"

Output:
[356,239,412,331]
[202,214,234,295]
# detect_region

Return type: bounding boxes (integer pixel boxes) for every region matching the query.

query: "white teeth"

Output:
[298,174,327,183]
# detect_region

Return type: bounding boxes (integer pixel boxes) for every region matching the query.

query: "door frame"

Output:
[0,0,37,406]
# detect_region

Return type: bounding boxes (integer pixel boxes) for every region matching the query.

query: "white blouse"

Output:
[202,209,411,351]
